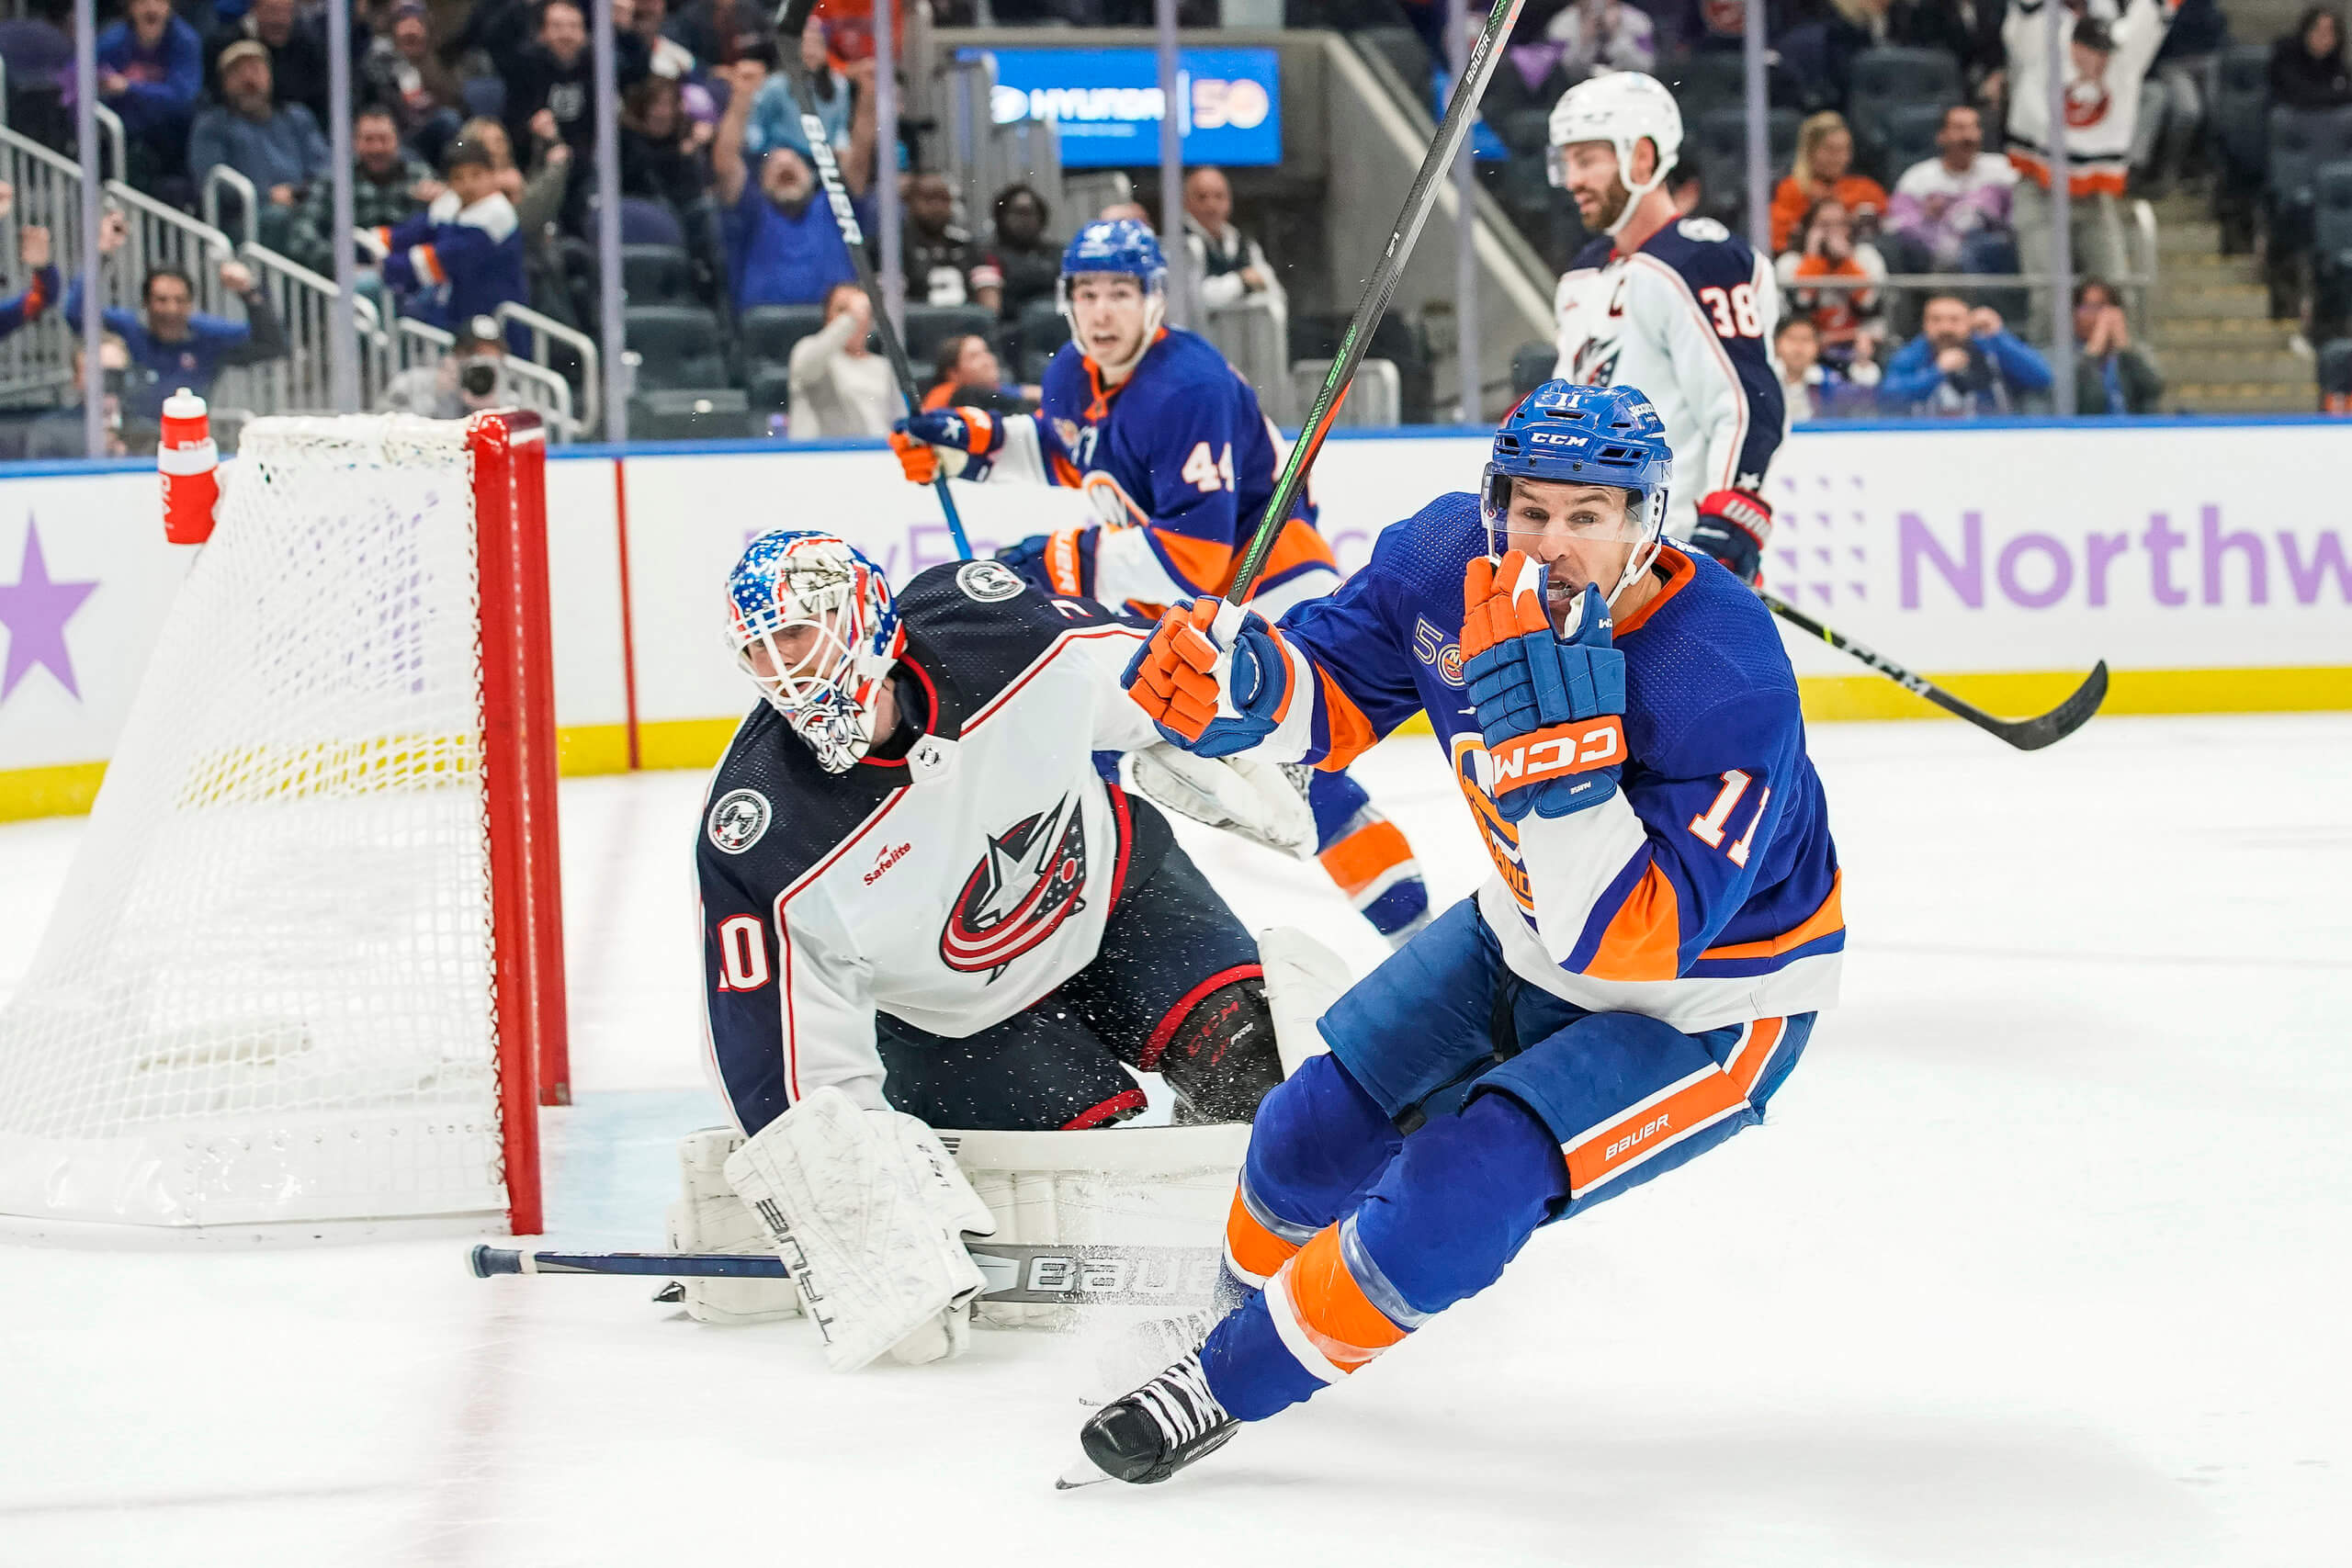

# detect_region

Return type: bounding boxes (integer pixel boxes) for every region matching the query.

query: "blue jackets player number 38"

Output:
[1081,381,1843,1487]
[1548,72,1787,588]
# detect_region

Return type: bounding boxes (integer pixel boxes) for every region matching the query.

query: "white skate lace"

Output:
[1133,1355,1227,1449]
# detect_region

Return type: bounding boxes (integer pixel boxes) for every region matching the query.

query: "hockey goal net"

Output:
[0,412,566,1238]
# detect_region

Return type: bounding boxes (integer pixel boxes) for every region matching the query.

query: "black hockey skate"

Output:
[1060,1353,1238,1486]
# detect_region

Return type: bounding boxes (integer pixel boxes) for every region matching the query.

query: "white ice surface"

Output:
[3,716,2347,1565]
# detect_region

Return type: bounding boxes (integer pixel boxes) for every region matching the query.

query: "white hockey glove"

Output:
[1129,744,1317,860]
[724,1087,999,1372]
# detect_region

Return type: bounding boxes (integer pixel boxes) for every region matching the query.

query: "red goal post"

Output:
[0,410,568,1240]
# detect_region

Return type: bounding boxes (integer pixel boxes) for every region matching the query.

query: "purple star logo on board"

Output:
[0,518,99,702]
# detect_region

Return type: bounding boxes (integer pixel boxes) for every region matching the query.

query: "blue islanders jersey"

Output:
[1252,491,1842,1031]
[1028,326,1336,619]
[1554,218,1787,541]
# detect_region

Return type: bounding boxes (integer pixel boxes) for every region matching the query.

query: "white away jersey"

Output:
[1552,216,1789,538]
[697,560,1156,1132]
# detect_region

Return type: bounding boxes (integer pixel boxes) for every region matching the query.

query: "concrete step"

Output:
[2157,220,2223,254]
[2159,253,2256,287]
[2159,281,2278,320]
[2162,349,2313,385]
[2154,317,2300,353]
[2169,382,2316,413]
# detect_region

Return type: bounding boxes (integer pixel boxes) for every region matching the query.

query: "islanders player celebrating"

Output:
[888,219,1430,948]
[1070,382,1844,1485]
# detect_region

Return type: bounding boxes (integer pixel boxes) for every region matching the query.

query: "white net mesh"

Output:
[0,415,514,1233]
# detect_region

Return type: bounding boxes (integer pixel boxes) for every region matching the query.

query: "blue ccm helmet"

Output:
[1483,380,1674,608]
[1058,219,1169,368]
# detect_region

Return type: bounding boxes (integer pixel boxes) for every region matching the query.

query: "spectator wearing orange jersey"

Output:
[1769,111,1888,254]
[1774,196,1887,366]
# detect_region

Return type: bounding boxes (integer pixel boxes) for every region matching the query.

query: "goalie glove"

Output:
[1688,489,1773,586]
[1128,744,1315,860]
[724,1087,998,1371]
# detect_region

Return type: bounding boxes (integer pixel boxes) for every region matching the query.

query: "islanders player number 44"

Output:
[1085,382,1844,1487]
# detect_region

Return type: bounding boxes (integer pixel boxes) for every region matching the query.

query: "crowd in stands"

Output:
[19,0,2352,435]
[1473,0,2252,415]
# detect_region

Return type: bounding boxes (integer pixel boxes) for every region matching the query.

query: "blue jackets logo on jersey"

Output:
[939,795,1091,982]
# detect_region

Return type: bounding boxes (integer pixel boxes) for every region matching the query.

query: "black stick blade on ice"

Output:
[1759,589,2109,752]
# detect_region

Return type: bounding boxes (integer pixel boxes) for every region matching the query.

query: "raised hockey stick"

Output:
[1759,589,2109,751]
[469,1240,1221,1308]
[1223,0,1527,608]
[767,0,972,559]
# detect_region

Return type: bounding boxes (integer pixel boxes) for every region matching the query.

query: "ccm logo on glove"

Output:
[1487,717,1625,795]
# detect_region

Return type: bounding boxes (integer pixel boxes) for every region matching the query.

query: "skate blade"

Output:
[1054,1454,1114,1491]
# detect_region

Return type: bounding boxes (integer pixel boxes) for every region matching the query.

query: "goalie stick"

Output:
[470,1241,1222,1308]
[1222,0,1527,611]
[767,0,971,560]
[1760,589,2109,751]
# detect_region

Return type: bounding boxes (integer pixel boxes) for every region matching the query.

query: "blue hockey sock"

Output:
[1199,1089,1567,1424]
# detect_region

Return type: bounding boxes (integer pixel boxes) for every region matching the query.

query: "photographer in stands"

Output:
[378,315,514,420]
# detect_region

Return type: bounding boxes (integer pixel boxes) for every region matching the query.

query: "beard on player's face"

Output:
[1562,143,1634,231]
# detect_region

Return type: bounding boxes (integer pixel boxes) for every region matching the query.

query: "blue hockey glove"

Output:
[1123,597,1288,758]
[1688,489,1772,587]
[890,407,1008,485]
[996,527,1097,598]
[1459,552,1626,823]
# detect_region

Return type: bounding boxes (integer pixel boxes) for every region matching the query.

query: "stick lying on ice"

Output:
[469,1241,1221,1308]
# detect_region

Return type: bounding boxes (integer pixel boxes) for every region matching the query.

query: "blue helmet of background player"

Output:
[1484,380,1674,608]
[725,529,906,773]
[1057,219,1169,366]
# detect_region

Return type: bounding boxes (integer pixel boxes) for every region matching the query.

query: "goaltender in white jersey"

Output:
[1548,72,1789,586]
[686,532,1331,1373]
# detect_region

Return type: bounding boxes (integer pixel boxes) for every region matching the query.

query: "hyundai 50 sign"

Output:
[962,46,1283,168]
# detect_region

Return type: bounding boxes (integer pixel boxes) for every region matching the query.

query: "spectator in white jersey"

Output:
[2003,0,2169,339]
[1884,104,2018,276]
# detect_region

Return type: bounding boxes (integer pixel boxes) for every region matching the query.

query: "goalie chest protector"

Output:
[697,561,1160,1128]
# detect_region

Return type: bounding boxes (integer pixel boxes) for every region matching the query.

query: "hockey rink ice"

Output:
[2,712,2346,1566]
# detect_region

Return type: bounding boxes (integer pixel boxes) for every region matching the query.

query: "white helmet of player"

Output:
[1546,73,1683,236]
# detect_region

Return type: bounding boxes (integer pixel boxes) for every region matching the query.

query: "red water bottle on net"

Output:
[159,388,219,545]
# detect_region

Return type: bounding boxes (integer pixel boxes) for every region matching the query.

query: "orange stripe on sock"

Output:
[1724,1017,1786,1098]
[1317,818,1414,898]
[1561,1070,1746,1199]
[1276,1224,1409,1373]
[1224,1187,1303,1286]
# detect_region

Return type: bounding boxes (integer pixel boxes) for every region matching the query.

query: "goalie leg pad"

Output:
[724,1087,997,1372]
[667,1126,804,1325]
[1257,926,1351,1078]
[944,1122,1249,1332]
